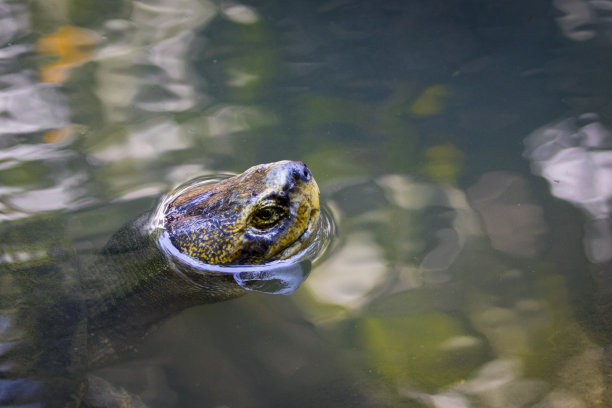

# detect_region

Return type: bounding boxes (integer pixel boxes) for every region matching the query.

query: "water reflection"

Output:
[554,0,612,42]
[0,9,70,136]
[468,172,548,259]
[1,0,612,406]
[300,164,604,406]
[96,0,214,115]
[36,25,97,84]
[0,2,77,220]
[525,114,612,263]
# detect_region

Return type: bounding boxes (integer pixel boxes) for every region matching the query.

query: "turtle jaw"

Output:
[274,205,321,261]
[241,161,321,263]
[269,172,321,261]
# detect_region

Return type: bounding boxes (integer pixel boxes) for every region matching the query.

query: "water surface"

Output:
[1,0,612,407]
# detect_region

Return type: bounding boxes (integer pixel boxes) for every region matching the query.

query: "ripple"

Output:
[149,174,336,295]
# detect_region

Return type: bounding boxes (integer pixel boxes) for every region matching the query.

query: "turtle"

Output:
[0,160,324,407]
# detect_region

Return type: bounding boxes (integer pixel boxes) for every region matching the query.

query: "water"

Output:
[1,0,612,406]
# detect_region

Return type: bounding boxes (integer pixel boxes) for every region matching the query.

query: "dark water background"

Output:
[2,0,612,406]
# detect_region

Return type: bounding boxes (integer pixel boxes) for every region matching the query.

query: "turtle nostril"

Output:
[292,162,311,182]
[282,161,312,183]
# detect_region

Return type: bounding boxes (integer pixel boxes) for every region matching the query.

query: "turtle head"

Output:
[163,161,320,265]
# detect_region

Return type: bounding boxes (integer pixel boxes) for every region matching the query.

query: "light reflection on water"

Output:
[1,0,612,407]
[525,114,612,264]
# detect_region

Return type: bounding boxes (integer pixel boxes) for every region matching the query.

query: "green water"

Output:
[2,0,612,406]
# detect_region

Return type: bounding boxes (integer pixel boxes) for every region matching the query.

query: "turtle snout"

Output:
[289,161,312,183]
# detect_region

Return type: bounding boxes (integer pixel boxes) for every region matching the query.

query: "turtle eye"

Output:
[251,206,284,229]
